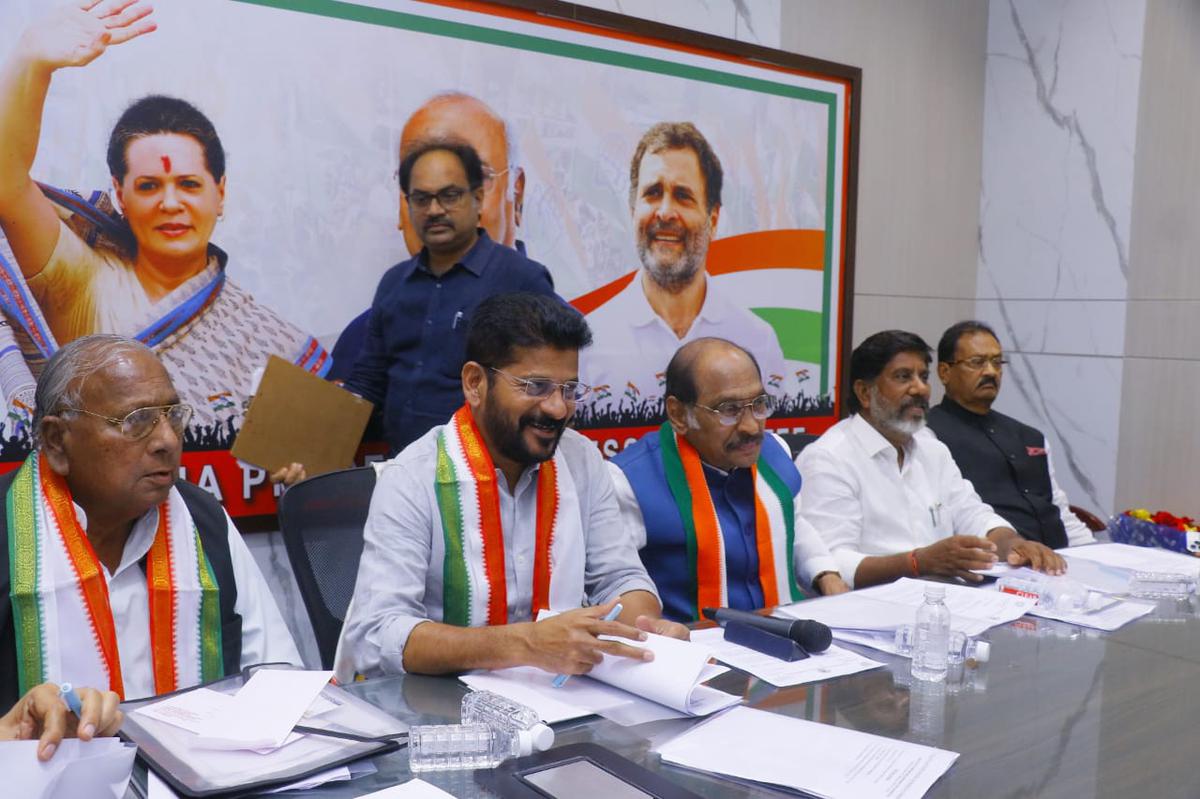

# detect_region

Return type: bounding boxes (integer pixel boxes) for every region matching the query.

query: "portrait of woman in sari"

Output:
[0,1,330,457]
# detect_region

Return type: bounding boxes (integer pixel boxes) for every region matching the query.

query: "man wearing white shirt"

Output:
[796,330,1065,589]
[339,293,688,679]
[580,122,788,422]
[0,335,299,707]
[926,321,1095,549]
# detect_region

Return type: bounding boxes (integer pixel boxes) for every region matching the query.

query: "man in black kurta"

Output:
[926,322,1094,549]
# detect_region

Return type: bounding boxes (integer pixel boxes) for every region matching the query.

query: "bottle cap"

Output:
[923,583,946,599]
[971,640,991,664]
[517,723,555,755]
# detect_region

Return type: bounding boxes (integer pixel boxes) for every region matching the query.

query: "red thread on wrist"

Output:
[909,549,921,577]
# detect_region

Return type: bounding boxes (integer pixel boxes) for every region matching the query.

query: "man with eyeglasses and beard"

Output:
[608,338,848,623]
[0,335,299,708]
[338,293,688,679]
[344,140,556,454]
[795,330,1065,589]
[926,321,1095,549]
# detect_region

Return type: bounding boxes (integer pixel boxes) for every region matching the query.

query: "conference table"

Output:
[224,585,1200,799]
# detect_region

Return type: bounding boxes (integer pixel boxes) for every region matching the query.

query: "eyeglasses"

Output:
[490,368,591,403]
[947,356,1008,371]
[406,186,470,211]
[481,165,510,192]
[65,403,193,440]
[694,394,774,426]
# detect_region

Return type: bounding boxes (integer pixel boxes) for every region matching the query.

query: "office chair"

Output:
[279,466,376,669]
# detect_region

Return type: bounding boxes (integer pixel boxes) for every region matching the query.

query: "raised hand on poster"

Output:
[19,0,156,71]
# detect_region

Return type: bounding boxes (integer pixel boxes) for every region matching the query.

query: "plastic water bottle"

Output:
[894,626,990,665]
[908,677,946,745]
[408,723,517,772]
[460,691,554,754]
[1129,571,1196,598]
[997,572,1093,613]
[911,584,951,682]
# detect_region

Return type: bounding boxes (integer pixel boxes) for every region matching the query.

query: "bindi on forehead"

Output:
[161,155,172,173]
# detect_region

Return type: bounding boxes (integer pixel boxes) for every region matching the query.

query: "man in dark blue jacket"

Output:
[609,337,848,622]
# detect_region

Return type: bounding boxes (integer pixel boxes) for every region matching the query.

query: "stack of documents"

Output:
[775,578,1036,656]
[461,631,740,726]
[4,737,136,799]
[656,705,958,799]
[126,668,402,795]
[689,627,883,687]
[1065,542,1200,579]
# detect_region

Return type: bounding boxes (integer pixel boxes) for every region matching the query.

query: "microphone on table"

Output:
[702,607,833,654]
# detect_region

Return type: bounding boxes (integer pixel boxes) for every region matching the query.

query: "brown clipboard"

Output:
[231,355,374,477]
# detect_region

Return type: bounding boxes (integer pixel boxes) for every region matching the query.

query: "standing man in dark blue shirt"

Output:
[345,140,556,453]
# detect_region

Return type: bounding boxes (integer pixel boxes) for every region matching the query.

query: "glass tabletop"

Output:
[218,594,1200,799]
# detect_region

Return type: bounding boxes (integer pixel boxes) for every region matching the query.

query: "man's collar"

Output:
[627,270,727,329]
[938,395,992,424]
[416,228,493,276]
[848,412,912,458]
[73,500,160,577]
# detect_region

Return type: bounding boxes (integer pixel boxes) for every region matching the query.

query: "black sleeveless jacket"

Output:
[927,398,1068,549]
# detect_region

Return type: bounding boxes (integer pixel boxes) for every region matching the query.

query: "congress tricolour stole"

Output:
[6,453,223,699]
[659,424,802,621]
[435,405,584,627]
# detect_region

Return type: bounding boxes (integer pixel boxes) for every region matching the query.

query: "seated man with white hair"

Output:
[0,335,299,708]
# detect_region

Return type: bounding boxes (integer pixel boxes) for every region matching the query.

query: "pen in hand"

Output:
[552,602,623,688]
[58,682,82,716]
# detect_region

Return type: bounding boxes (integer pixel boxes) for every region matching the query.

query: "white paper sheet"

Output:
[780,578,1036,640]
[1066,543,1200,578]
[4,738,136,799]
[656,706,958,799]
[1027,598,1156,630]
[356,779,458,798]
[689,627,884,686]
[191,669,332,750]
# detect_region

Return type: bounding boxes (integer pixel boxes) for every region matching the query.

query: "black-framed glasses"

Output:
[65,403,193,440]
[490,368,590,403]
[694,394,774,426]
[406,186,470,211]
[947,356,1008,371]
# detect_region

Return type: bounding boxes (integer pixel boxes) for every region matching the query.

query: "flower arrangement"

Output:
[1108,508,1200,556]
[1125,508,1198,532]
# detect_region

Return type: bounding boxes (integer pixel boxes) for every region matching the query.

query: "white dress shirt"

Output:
[579,272,790,415]
[608,433,840,590]
[796,415,1012,588]
[82,497,302,699]
[1044,440,1097,546]
[340,427,659,677]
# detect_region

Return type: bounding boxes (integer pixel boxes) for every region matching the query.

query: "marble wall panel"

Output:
[977,0,1146,517]
[988,352,1123,516]
[979,0,1145,302]
[974,298,1127,359]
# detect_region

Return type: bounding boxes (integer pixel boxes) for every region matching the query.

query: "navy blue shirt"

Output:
[345,230,556,453]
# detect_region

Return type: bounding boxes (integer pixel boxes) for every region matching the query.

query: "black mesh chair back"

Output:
[279,466,376,669]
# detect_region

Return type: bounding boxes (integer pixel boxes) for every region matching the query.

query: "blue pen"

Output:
[58,682,82,716]
[552,603,623,688]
